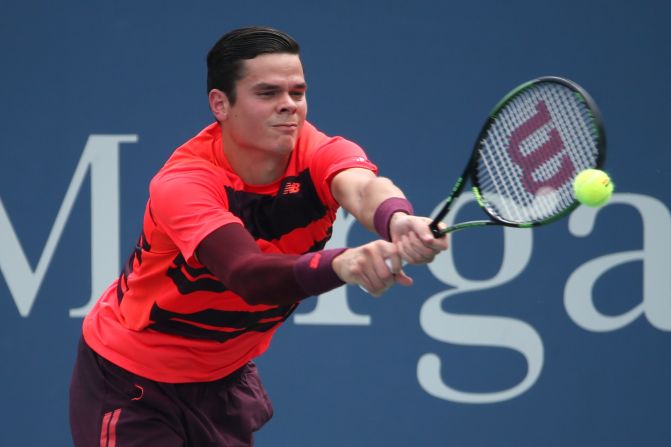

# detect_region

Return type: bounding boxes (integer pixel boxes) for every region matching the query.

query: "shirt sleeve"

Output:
[309,136,379,209]
[197,223,346,305]
[149,161,243,262]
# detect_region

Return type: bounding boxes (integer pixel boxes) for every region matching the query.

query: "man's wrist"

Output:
[373,197,414,241]
[294,248,347,296]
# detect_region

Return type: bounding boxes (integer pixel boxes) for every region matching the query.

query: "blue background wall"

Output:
[1,1,670,445]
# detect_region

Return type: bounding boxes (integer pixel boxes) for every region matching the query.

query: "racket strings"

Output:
[476,83,601,224]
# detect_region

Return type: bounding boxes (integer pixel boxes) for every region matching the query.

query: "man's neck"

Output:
[221,134,290,186]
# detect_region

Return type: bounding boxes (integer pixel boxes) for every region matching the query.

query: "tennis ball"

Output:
[573,169,614,207]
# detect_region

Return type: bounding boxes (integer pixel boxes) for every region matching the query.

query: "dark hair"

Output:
[206,26,300,104]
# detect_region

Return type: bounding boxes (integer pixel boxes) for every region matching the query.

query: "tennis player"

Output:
[69,26,448,446]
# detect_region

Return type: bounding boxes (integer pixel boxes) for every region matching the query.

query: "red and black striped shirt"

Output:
[83,121,377,382]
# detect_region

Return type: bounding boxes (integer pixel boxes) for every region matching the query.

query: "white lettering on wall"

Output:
[3,143,668,406]
[294,208,372,325]
[417,195,544,403]
[565,193,671,331]
[0,135,137,317]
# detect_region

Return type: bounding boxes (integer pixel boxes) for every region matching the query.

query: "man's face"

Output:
[222,53,307,158]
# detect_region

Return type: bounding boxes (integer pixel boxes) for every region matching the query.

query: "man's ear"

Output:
[208,89,230,121]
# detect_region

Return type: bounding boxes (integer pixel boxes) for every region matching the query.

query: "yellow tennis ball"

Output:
[573,169,614,207]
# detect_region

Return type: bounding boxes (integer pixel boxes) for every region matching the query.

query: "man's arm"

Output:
[197,222,411,303]
[330,168,448,264]
[197,223,347,305]
[329,168,405,233]
[196,168,448,304]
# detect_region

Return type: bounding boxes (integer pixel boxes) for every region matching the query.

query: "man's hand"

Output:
[331,240,412,297]
[389,213,449,265]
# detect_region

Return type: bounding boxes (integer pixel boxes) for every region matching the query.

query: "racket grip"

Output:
[429,223,446,239]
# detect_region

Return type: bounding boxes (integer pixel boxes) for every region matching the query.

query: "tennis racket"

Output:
[429,76,606,237]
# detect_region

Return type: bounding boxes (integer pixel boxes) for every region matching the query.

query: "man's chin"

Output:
[274,137,297,153]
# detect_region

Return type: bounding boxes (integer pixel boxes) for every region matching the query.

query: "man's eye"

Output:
[291,92,305,99]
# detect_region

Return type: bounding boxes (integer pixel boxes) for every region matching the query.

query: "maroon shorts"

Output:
[69,337,273,447]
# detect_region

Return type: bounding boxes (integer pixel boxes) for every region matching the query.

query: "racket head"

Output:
[467,76,606,229]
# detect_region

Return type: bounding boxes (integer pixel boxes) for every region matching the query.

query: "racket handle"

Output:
[435,219,501,235]
[429,223,447,239]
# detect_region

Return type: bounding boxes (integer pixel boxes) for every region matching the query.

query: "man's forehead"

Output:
[251,80,307,90]
[240,53,305,82]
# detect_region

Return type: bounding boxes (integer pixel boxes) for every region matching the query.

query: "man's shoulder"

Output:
[160,123,222,170]
[150,123,230,190]
[297,121,359,158]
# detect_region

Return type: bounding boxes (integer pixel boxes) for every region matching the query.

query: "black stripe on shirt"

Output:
[148,302,298,342]
[166,253,227,294]
[225,169,327,241]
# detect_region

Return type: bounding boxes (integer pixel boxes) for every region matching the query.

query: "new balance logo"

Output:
[283,182,301,194]
[309,253,321,269]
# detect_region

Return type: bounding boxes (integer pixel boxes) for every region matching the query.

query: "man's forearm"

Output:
[331,169,410,231]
